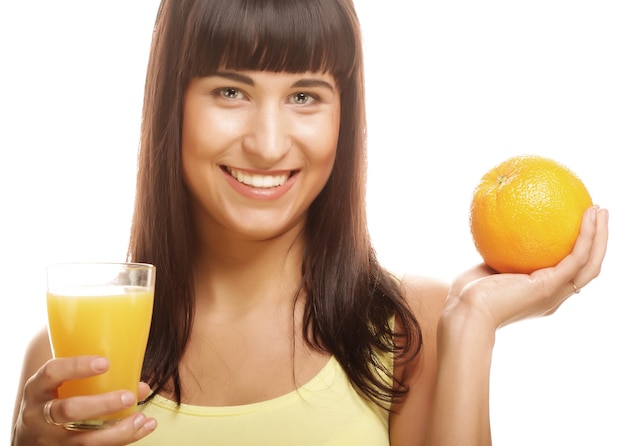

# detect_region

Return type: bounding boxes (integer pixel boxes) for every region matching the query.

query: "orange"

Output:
[469,155,593,274]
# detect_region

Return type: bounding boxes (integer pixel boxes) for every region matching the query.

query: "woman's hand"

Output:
[12,355,156,446]
[447,205,609,331]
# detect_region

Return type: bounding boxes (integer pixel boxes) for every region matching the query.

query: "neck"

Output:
[192,224,306,313]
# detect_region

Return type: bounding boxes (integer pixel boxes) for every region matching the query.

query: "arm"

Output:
[389,276,448,444]
[425,297,495,444]
[391,206,609,445]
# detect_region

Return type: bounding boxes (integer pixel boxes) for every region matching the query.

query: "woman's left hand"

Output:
[447,205,609,331]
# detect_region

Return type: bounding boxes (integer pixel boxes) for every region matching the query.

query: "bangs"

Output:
[184,0,358,83]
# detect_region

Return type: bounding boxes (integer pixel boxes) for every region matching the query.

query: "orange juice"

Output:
[47,286,154,423]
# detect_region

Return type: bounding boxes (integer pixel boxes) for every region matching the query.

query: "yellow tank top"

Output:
[134,356,390,445]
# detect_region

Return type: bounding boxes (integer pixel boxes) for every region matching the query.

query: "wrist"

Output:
[438,296,497,353]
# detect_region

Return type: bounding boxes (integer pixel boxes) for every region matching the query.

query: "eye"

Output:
[219,87,242,99]
[291,92,315,105]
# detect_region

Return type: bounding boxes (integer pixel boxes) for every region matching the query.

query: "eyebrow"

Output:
[292,78,335,92]
[212,71,336,92]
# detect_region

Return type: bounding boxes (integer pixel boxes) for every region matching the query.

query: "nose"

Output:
[242,102,291,165]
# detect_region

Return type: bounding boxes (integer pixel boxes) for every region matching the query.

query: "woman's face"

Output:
[182,70,340,242]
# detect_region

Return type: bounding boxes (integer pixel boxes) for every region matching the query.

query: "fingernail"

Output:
[121,391,136,406]
[589,206,598,223]
[91,357,109,372]
[133,413,147,429]
[144,418,157,431]
[133,414,157,431]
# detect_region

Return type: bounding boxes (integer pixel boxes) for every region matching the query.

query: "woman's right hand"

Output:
[12,355,156,446]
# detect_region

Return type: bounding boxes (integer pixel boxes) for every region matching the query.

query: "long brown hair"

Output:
[129,0,422,408]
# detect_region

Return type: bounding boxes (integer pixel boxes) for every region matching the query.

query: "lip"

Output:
[221,166,299,200]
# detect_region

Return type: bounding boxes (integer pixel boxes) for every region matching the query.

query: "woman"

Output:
[11,0,608,444]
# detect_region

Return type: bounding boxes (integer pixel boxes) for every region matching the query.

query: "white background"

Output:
[1,1,624,444]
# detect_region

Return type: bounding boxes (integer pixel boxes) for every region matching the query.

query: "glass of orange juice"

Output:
[46,262,156,431]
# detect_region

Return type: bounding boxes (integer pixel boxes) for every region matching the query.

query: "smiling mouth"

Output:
[223,166,295,188]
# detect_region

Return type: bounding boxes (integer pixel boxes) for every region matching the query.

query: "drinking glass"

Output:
[46,262,155,430]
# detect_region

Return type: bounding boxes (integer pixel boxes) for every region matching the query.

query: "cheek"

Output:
[301,110,341,172]
[318,142,338,176]
[181,106,218,190]
[319,114,341,173]
[181,101,204,162]
[182,110,216,159]
[181,96,242,159]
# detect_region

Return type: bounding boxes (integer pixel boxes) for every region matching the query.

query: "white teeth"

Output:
[227,168,290,188]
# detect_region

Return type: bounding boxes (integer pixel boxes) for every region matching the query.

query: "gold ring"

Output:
[43,399,63,426]
[571,282,581,294]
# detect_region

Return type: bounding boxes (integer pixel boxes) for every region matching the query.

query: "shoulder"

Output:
[397,273,449,325]
[24,326,53,365]
[18,326,53,387]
